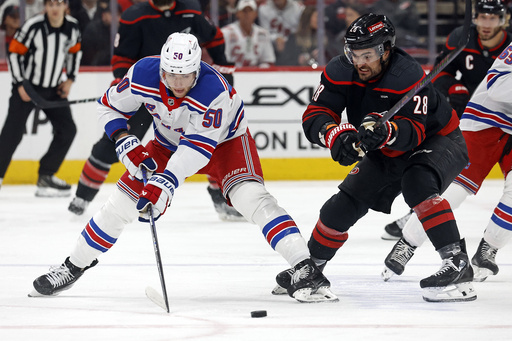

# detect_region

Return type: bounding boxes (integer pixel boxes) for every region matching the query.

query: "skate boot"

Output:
[29,257,98,297]
[381,237,417,281]
[35,175,72,197]
[381,209,413,240]
[272,257,327,295]
[207,186,245,222]
[471,238,499,282]
[68,197,90,215]
[287,258,337,303]
[420,240,476,302]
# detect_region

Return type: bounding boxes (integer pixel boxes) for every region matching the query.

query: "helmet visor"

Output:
[473,13,505,27]
[344,44,385,65]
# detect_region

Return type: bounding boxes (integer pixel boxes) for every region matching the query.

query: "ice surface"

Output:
[0,180,510,340]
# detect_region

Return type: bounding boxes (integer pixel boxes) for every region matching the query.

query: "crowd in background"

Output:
[0,0,512,68]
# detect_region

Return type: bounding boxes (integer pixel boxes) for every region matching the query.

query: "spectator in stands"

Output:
[258,0,303,60]
[69,0,101,33]
[118,0,147,13]
[369,0,420,47]
[0,4,19,54]
[221,0,275,67]
[0,0,44,21]
[276,5,342,66]
[324,0,367,39]
[81,0,119,65]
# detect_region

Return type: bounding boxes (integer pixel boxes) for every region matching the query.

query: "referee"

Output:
[0,0,81,197]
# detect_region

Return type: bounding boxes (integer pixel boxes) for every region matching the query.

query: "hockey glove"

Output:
[325,123,364,166]
[212,63,236,86]
[358,112,397,151]
[136,172,175,222]
[115,135,157,181]
[447,84,470,118]
[110,78,122,87]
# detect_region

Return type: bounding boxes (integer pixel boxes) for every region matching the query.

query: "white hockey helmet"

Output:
[160,33,202,88]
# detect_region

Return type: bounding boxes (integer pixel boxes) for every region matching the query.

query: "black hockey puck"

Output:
[250,310,267,318]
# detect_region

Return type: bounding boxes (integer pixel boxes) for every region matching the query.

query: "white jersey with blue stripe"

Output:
[460,42,512,135]
[97,57,247,187]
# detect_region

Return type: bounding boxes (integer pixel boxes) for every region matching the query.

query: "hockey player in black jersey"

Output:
[382,0,512,240]
[68,0,242,221]
[272,13,476,302]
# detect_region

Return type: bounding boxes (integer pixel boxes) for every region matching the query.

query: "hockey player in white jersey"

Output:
[382,41,512,285]
[221,0,276,68]
[29,33,337,303]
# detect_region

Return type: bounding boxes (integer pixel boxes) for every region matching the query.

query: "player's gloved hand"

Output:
[358,112,397,151]
[136,172,175,222]
[212,63,236,86]
[115,135,157,181]
[325,123,364,166]
[110,77,122,87]
[448,84,470,118]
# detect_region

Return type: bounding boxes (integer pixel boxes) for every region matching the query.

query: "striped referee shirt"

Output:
[8,13,82,88]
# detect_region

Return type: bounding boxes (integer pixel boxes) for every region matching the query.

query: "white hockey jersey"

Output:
[98,57,248,188]
[258,0,304,42]
[460,43,512,135]
[221,22,276,67]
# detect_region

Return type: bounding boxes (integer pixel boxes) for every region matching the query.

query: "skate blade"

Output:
[381,266,396,282]
[35,188,71,198]
[292,287,339,303]
[27,289,57,297]
[271,284,287,295]
[422,282,477,302]
[472,266,493,282]
[381,231,401,241]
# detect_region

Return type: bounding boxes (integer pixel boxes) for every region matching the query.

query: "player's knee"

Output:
[319,190,367,233]
[228,181,280,224]
[402,165,441,208]
[98,188,139,228]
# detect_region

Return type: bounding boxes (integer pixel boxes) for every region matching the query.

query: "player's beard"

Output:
[478,26,502,41]
[152,0,174,7]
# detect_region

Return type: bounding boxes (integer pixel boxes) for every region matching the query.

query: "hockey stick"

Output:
[22,80,99,109]
[142,169,170,313]
[371,0,472,129]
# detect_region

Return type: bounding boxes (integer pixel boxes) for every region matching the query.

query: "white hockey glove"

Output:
[136,172,175,222]
[115,135,157,181]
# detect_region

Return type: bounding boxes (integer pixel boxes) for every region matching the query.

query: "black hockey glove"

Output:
[358,112,397,151]
[448,84,470,118]
[325,123,364,166]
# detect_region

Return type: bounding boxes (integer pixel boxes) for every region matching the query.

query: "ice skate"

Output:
[420,241,476,302]
[29,257,98,297]
[381,209,413,240]
[68,197,90,216]
[35,175,71,197]
[272,259,336,303]
[471,238,499,282]
[207,186,245,222]
[381,237,416,281]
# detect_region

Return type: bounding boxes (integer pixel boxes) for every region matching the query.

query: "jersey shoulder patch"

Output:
[323,56,354,84]
[131,57,161,90]
[120,2,157,22]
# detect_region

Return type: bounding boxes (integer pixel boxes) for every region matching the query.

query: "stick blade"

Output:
[145,286,170,313]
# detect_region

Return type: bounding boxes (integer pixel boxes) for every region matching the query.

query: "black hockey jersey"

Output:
[302,48,459,157]
[432,25,512,96]
[112,0,229,79]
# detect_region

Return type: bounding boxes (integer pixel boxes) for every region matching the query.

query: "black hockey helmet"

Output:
[344,13,396,64]
[474,0,506,22]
